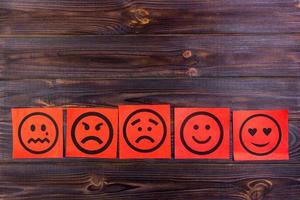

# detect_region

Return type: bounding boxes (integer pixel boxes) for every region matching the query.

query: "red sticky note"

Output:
[175,108,230,159]
[119,105,171,159]
[66,108,118,158]
[233,110,289,160]
[12,108,63,159]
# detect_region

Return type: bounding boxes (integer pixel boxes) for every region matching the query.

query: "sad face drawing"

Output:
[123,109,167,153]
[18,112,59,154]
[71,112,113,154]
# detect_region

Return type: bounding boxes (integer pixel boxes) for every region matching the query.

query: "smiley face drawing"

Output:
[239,114,282,156]
[180,112,224,155]
[18,112,59,154]
[123,109,167,153]
[71,112,113,154]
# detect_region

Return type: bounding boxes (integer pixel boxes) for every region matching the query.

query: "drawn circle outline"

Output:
[123,109,167,153]
[18,112,59,154]
[180,111,224,155]
[239,114,282,156]
[71,112,114,154]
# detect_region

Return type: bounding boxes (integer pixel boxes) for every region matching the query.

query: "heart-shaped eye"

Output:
[248,128,257,136]
[263,128,272,135]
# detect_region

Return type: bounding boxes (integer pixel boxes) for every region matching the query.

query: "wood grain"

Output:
[1,0,300,35]
[1,1,300,199]
[1,78,299,118]
[1,162,300,199]
[1,35,300,79]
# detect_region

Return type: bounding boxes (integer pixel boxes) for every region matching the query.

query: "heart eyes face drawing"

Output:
[240,114,282,156]
[18,112,59,154]
[180,112,224,155]
[123,109,167,153]
[71,112,113,154]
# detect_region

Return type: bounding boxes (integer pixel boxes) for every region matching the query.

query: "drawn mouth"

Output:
[28,137,50,144]
[81,136,103,144]
[135,135,155,143]
[252,142,269,147]
[192,135,211,144]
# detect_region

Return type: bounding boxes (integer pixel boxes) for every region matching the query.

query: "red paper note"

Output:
[175,108,230,159]
[12,108,63,159]
[66,108,118,158]
[233,110,289,160]
[119,105,171,159]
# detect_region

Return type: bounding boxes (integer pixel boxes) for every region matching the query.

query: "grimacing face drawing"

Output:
[239,114,282,156]
[18,112,59,154]
[123,109,167,153]
[180,112,224,155]
[71,112,113,154]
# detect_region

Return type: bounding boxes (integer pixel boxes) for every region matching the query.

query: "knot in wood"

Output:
[87,174,105,192]
[182,50,192,58]
[129,8,150,26]
[186,67,199,77]
[247,179,273,200]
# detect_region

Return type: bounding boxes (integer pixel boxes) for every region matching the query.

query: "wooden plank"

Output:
[0,162,300,199]
[0,78,299,160]
[1,35,300,79]
[1,0,300,35]
[1,78,299,118]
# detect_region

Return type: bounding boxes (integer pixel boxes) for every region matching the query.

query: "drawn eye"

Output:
[41,124,46,131]
[263,128,272,136]
[147,127,152,131]
[138,127,142,131]
[30,124,35,132]
[82,122,90,131]
[248,128,257,136]
[205,125,210,130]
[95,123,103,131]
[193,125,199,130]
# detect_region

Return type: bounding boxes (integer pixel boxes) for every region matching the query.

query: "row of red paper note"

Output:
[11,105,289,160]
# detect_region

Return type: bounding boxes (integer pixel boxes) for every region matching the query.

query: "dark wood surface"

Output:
[1,0,300,199]
[1,0,300,35]
[1,162,300,200]
[2,35,300,79]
